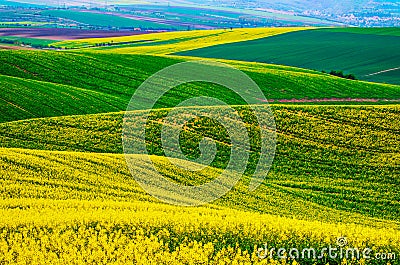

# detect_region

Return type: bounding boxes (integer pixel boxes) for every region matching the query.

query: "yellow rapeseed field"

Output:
[53,27,308,54]
[0,145,399,264]
[1,30,399,264]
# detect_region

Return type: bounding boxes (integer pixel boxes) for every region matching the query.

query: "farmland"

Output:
[320,27,400,36]
[177,28,400,85]
[1,105,399,221]
[0,23,399,265]
[52,27,306,51]
[0,28,152,49]
[0,2,341,29]
[41,10,182,30]
[0,50,400,123]
[0,28,151,41]
[0,36,56,48]
[107,4,340,29]
[0,104,399,264]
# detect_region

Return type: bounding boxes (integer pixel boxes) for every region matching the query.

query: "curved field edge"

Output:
[175,28,400,85]
[0,147,399,264]
[51,27,309,52]
[0,50,399,123]
[320,27,400,37]
[1,104,398,224]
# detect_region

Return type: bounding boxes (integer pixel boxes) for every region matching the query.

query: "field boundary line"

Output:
[365,66,400,77]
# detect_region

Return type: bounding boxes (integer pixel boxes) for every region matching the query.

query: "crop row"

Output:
[1,50,399,123]
[0,105,398,222]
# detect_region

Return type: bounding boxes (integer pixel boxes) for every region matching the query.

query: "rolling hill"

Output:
[1,104,399,264]
[0,29,399,264]
[0,50,399,123]
[177,28,400,85]
[1,105,399,221]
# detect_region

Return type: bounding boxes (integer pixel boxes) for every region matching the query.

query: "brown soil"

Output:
[0,28,152,40]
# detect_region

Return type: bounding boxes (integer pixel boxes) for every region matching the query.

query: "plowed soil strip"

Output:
[263,98,400,103]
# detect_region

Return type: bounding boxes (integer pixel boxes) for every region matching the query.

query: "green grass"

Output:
[0,50,399,123]
[177,28,400,85]
[41,10,184,30]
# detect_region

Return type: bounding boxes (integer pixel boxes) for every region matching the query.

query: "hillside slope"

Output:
[0,74,123,122]
[1,34,399,264]
[177,28,400,85]
[0,104,399,264]
[1,147,398,264]
[1,105,398,223]
[1,50,399,123]
[52,28,306,51]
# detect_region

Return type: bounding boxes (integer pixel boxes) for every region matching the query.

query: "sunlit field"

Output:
[0,14,399,264]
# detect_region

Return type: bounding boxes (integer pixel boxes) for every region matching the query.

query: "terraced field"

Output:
[0,30,399,264]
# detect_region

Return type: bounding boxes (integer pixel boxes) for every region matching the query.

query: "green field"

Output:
[41,10,182,30]
[0,28,399,264]
[0,50,399,123]
[321,27,400,36]
[177,28,400,85]
[0,36,57,47]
